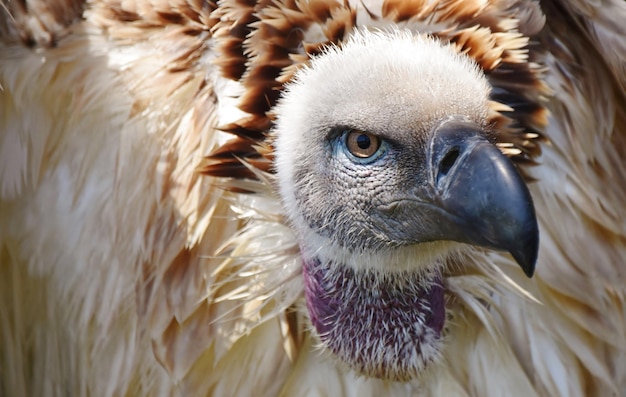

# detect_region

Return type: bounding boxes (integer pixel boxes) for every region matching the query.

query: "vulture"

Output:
[0,0,625,396]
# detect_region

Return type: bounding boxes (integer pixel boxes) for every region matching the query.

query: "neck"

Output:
[302,257,446,381]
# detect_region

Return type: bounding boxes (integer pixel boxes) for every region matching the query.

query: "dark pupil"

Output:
[356,134,371,149]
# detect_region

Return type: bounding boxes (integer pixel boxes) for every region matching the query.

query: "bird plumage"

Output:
[0,0,625,396]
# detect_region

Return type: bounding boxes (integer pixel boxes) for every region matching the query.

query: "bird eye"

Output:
[345,130,381,158]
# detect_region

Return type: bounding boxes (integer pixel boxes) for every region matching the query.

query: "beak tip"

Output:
[510,228,539,278]
[518,255,536,278]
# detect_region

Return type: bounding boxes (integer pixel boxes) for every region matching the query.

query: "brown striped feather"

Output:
[201,0,548,181]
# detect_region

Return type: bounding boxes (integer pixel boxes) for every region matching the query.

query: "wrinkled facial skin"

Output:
[293,125,445,252]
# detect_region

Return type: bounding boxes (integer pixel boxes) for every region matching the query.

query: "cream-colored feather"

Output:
[1,0,625,396]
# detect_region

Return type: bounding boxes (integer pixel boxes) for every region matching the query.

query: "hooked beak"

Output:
[430,120,538,277]
[381,120,539,277]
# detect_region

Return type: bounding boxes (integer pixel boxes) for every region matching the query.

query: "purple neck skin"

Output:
[302,257,445,381]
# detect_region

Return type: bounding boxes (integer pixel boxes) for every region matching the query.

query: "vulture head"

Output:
[273,30,538,381]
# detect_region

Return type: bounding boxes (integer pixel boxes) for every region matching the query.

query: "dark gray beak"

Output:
[378,120,539,277]
[428,120,538,277]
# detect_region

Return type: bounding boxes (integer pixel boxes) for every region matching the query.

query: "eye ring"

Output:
[345,130,381,159]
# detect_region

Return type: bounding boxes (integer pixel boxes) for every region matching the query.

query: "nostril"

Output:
[438,147,460,183]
